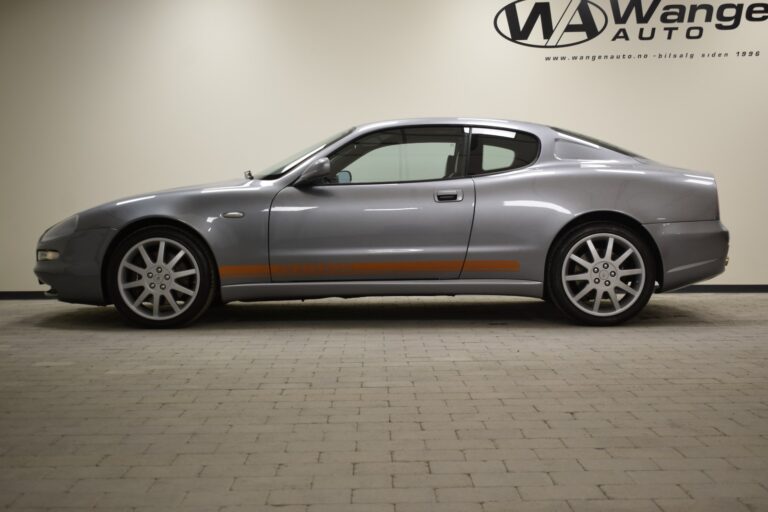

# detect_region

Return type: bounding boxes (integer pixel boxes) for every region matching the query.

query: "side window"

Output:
[469,129,539,175]
[483,145,516,172]
[327,127,465,184]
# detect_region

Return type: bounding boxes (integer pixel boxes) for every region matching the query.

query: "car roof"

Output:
[352,118,553,137]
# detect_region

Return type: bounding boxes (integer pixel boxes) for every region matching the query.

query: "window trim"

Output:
[311,125,472,187]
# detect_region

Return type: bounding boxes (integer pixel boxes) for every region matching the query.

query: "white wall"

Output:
[1,0,766,290]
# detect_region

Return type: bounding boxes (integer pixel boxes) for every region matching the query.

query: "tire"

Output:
[106,226,215,328]
[547,222,656,326]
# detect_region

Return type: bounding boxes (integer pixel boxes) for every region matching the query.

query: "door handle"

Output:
[434,189,463,202]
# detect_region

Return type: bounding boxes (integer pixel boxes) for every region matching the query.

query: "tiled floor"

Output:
[0,294,767,511]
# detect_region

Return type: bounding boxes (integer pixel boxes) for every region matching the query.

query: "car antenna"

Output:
[244,170,254,180]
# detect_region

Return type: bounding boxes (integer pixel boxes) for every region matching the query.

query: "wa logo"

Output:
[495,0,609,48]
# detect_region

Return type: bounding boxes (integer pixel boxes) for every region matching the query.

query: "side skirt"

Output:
[221,279,544,303]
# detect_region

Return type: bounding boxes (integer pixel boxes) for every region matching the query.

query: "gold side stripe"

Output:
[219,260,520,279]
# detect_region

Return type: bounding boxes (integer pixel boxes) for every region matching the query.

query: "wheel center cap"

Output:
[594,261,618,287]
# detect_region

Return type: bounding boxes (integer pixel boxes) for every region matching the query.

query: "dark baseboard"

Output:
[0,291,51,300]
[1,285,767,300]
[670,284,768,293]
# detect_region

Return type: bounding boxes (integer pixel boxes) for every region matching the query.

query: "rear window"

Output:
[552,127,645,159]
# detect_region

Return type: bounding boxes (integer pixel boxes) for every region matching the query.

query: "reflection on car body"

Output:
[35,118,729,327]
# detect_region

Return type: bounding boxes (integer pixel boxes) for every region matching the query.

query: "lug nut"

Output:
[156,267,162,273]
[603,263,609,269]
[147,272,153,278]
[160,284,166,290]
[149,283,156,289]
[593,268,599,273]
[594,278,600,284]
[610,271,616,277]
[605,280,611,286]
[165,274,170,280]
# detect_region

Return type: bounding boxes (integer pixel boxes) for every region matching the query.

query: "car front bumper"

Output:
[34,227,118,305]
[645,220,730,292]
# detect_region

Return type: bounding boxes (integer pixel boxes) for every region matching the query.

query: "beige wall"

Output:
[1,0,766,290]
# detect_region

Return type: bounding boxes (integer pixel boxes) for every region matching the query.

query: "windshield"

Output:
[256,129,353,180]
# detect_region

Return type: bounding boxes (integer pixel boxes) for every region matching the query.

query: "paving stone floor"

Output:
[0,294,767,511]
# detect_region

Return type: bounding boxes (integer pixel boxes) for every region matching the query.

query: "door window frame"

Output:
[311,125,473,187]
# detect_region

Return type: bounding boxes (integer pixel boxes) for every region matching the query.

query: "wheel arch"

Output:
[100,216,221,305]
[543,211,664,298]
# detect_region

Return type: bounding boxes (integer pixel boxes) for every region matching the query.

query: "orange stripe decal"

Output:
[270,261,463,276]
[219,264,270,278]
[219,260,520,279]
[463,260,521,272]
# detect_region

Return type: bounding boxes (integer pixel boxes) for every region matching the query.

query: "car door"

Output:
[268,125,476,282]
[461,126,543,280]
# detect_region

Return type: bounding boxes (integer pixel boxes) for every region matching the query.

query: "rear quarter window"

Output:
[469,129,540,175]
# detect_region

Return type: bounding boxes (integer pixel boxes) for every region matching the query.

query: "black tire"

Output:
[547,222,656,326]
[106,226,216,328]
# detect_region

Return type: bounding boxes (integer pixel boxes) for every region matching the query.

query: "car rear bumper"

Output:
[34,227,117,305]
[645,220,729,292]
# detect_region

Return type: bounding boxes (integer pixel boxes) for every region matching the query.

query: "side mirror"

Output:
[295,157,332,186]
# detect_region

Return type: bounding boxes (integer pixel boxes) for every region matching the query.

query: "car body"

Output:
[35,118,729,327]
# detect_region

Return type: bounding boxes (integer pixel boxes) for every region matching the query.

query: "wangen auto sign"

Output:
[494,0,768,48]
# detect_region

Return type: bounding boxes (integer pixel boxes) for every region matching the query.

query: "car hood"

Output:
[110,178,258,202]
[73,178,282,231]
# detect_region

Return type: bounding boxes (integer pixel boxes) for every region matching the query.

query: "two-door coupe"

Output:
[35,118,729,327]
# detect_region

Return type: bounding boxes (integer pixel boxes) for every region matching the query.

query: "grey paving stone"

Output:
[1,295,767,511]
[269,488,351,505]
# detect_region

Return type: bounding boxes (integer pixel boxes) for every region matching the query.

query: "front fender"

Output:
[76,180,281,289]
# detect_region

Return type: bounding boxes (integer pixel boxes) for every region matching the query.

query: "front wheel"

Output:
[547,223,656,326]
[107,227,215,328]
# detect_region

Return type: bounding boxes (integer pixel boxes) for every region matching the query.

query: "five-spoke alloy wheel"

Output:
[548,223,656,326]
[108,227,215,327]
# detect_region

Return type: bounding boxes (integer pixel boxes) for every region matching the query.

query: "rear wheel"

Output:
[107,227,215,328]
[548,223,655,326]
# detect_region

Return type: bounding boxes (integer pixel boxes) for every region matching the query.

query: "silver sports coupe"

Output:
[35,118,729,327]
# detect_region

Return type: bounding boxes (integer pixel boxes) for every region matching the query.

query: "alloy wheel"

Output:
[561,233,646,317]
[117,237,200,320]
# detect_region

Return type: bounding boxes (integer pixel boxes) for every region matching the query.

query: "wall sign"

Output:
[495,0,767,55]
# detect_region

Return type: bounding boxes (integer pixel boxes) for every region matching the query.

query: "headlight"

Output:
[37,250,60,261]
[41,215,78,242]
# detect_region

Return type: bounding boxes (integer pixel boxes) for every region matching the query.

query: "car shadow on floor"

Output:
[27,297,717,332]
